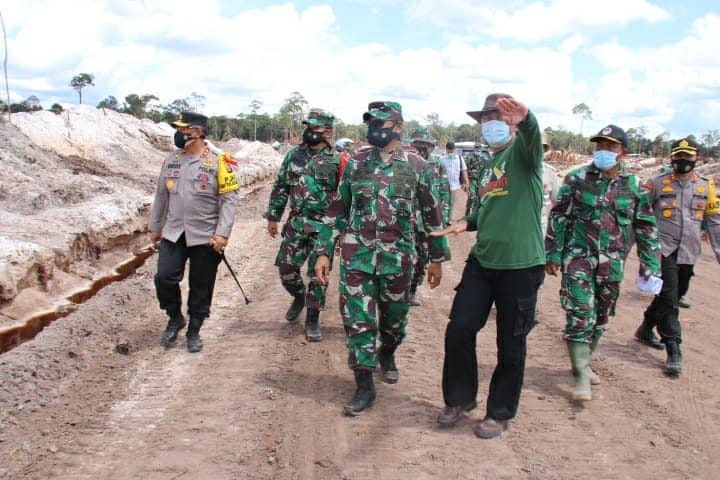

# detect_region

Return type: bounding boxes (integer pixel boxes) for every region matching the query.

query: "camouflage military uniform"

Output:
[464,149,490,216]
[263,137,340,311]
[546,163,661,343]
[315,146,449,369]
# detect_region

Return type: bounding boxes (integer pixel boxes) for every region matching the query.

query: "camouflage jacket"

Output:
[315,147,450,275]
[546,163,660,281]
[263,144,335,224]
[465,150,490,183]
[298,148,342,233]
[403,145,452,228]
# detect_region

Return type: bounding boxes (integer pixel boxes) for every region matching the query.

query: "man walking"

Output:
[433,94,545,439]
[315,101,449,416]
[546,124,660,400]
[441,141,469,221]
[634,138,720,375]
[263,109,340,341]
[149,112,240,352]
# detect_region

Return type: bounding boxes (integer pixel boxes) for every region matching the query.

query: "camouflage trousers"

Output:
[411,233,430,289]
[465,181,480,217]
[275,222,333,311]
[560,265,620,344]
[339,265,412,370]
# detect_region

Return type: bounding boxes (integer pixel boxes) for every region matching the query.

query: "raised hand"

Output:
[496,97,528,126]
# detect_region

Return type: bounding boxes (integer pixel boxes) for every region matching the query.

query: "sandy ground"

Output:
[1,186,719,480]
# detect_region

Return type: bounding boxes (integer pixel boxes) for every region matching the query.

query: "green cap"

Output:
[303,108,335,127]
[410,126,435,145]
[363,101,403,123]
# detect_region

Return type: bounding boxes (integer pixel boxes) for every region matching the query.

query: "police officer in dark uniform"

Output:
[149,112,240,352]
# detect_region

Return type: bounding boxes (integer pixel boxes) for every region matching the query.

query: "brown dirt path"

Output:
[1,188,719,479]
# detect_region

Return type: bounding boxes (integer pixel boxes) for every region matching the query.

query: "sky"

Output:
[2,0,719,139]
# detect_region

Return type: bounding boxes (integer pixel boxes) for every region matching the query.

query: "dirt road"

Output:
[1,185,719,479]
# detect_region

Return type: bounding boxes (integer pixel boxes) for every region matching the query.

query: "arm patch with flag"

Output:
[217,153,239,194]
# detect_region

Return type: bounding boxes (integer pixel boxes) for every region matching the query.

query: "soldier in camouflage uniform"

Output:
[464,145,491,217]
[546,124,660,402]
[315,101,450,415]
[407,126,452,306]
[634,138,720,376]
[263,109,340,341]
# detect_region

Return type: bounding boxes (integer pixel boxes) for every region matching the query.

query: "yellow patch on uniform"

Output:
[663,209,672,218]
[672,200,678,207]
[662,186,674,193]
[696,210,703,219]
[217,153,239,194]
[493,166,504,178]
[202,158,214,167]
[662,178,671,185]
[166,179,175,190]
[705,178,720,215]
[697,186,706,194]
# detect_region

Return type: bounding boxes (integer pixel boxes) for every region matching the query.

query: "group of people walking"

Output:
[147,93,720,440]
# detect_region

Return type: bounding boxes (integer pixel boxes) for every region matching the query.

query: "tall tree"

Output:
[249,99,262,141]
[123,93,158,119]
[701,129,720,157]
[571,102,592,136]
[70,73,95,104]
[278,91,308,143]
[188,91,205,112]
[97,95,120,111]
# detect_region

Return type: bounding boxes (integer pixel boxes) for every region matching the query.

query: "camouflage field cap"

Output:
[466,93,512,123]
[410,126,435,146]
[670,138,698,157]
[303,108,335,127]
[171,111,209,129]
[363,101,403,123]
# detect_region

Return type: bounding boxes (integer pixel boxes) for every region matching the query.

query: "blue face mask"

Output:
[481,120,511,148]
[593,150,618,171]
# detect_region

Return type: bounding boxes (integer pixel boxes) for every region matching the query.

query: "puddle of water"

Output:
[0,247,156,355]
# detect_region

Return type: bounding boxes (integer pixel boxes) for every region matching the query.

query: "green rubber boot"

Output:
[567,341,592,402]
[588,330,604,385]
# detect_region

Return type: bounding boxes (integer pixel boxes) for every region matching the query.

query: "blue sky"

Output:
[3,0,719,139]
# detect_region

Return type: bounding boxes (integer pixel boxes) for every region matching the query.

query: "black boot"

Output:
[408,283,421,307]
[665,340,682,376]
[161,312,186,347]
[304,308,322,342]
[634,318,663,349]
[285,294,305,322]
[378,345,399,384]
[186,317,204,353]
[343,369,376,416]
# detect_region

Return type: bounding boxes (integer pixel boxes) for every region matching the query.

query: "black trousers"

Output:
[154,234,222,320]
[643,250,693,343]
[442,256,544,421]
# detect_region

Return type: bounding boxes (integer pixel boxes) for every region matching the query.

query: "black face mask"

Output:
[671,158,695,174]
[302,128,325,146]
[174,130,192,149]
[367,120,400,148]
[416,146,429,159]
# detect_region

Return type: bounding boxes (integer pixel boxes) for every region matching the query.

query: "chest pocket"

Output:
[658,194,678,220]
[390,171,416,217]
[574,186,599,220]
[313,161,339,190]
[613,184,635,225]
[692,194,707,221]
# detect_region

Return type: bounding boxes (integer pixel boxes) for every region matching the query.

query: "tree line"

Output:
[2,72,719,158]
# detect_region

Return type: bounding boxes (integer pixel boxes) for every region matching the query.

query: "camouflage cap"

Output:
[171,111,208,129]
[303,108,335,127]
[409,126,435,146]
[363,101,403,123]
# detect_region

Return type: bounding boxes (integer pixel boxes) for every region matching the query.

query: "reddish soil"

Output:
[1,186,719,479]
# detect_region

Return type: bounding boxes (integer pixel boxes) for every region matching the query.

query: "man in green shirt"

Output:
[433,94,545,439]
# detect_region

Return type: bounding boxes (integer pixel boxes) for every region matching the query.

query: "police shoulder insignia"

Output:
[217,153,239,194]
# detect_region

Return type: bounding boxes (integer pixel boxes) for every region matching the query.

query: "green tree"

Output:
[277,91,308,142]
[50,103,63,114]
[97,95,120,111]
[249,99,262,141]
[571,102,592,136]
[123,93,159,119]
[188,92,205,112]
[701,129,720,157]
[70,73,95,104]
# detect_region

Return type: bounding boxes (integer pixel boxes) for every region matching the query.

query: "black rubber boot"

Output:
[343,369,376,416]
[186,317,204,353]
[634,318,663,350]
[408,284,421,306]
[665,340,682,376]
[378,345,399,384]
[304,308,322,342]
[161,312,186,347]
[285,294,305,322]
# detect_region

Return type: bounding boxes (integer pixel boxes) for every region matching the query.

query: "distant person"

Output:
[263,109,340,341]
[433,94,545,439]
[546,124,660,400]
[464,145,490,217]
[634,138,720,375]
[149,112,240,352]
[440,141,469,220]
[541,134,559,235]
